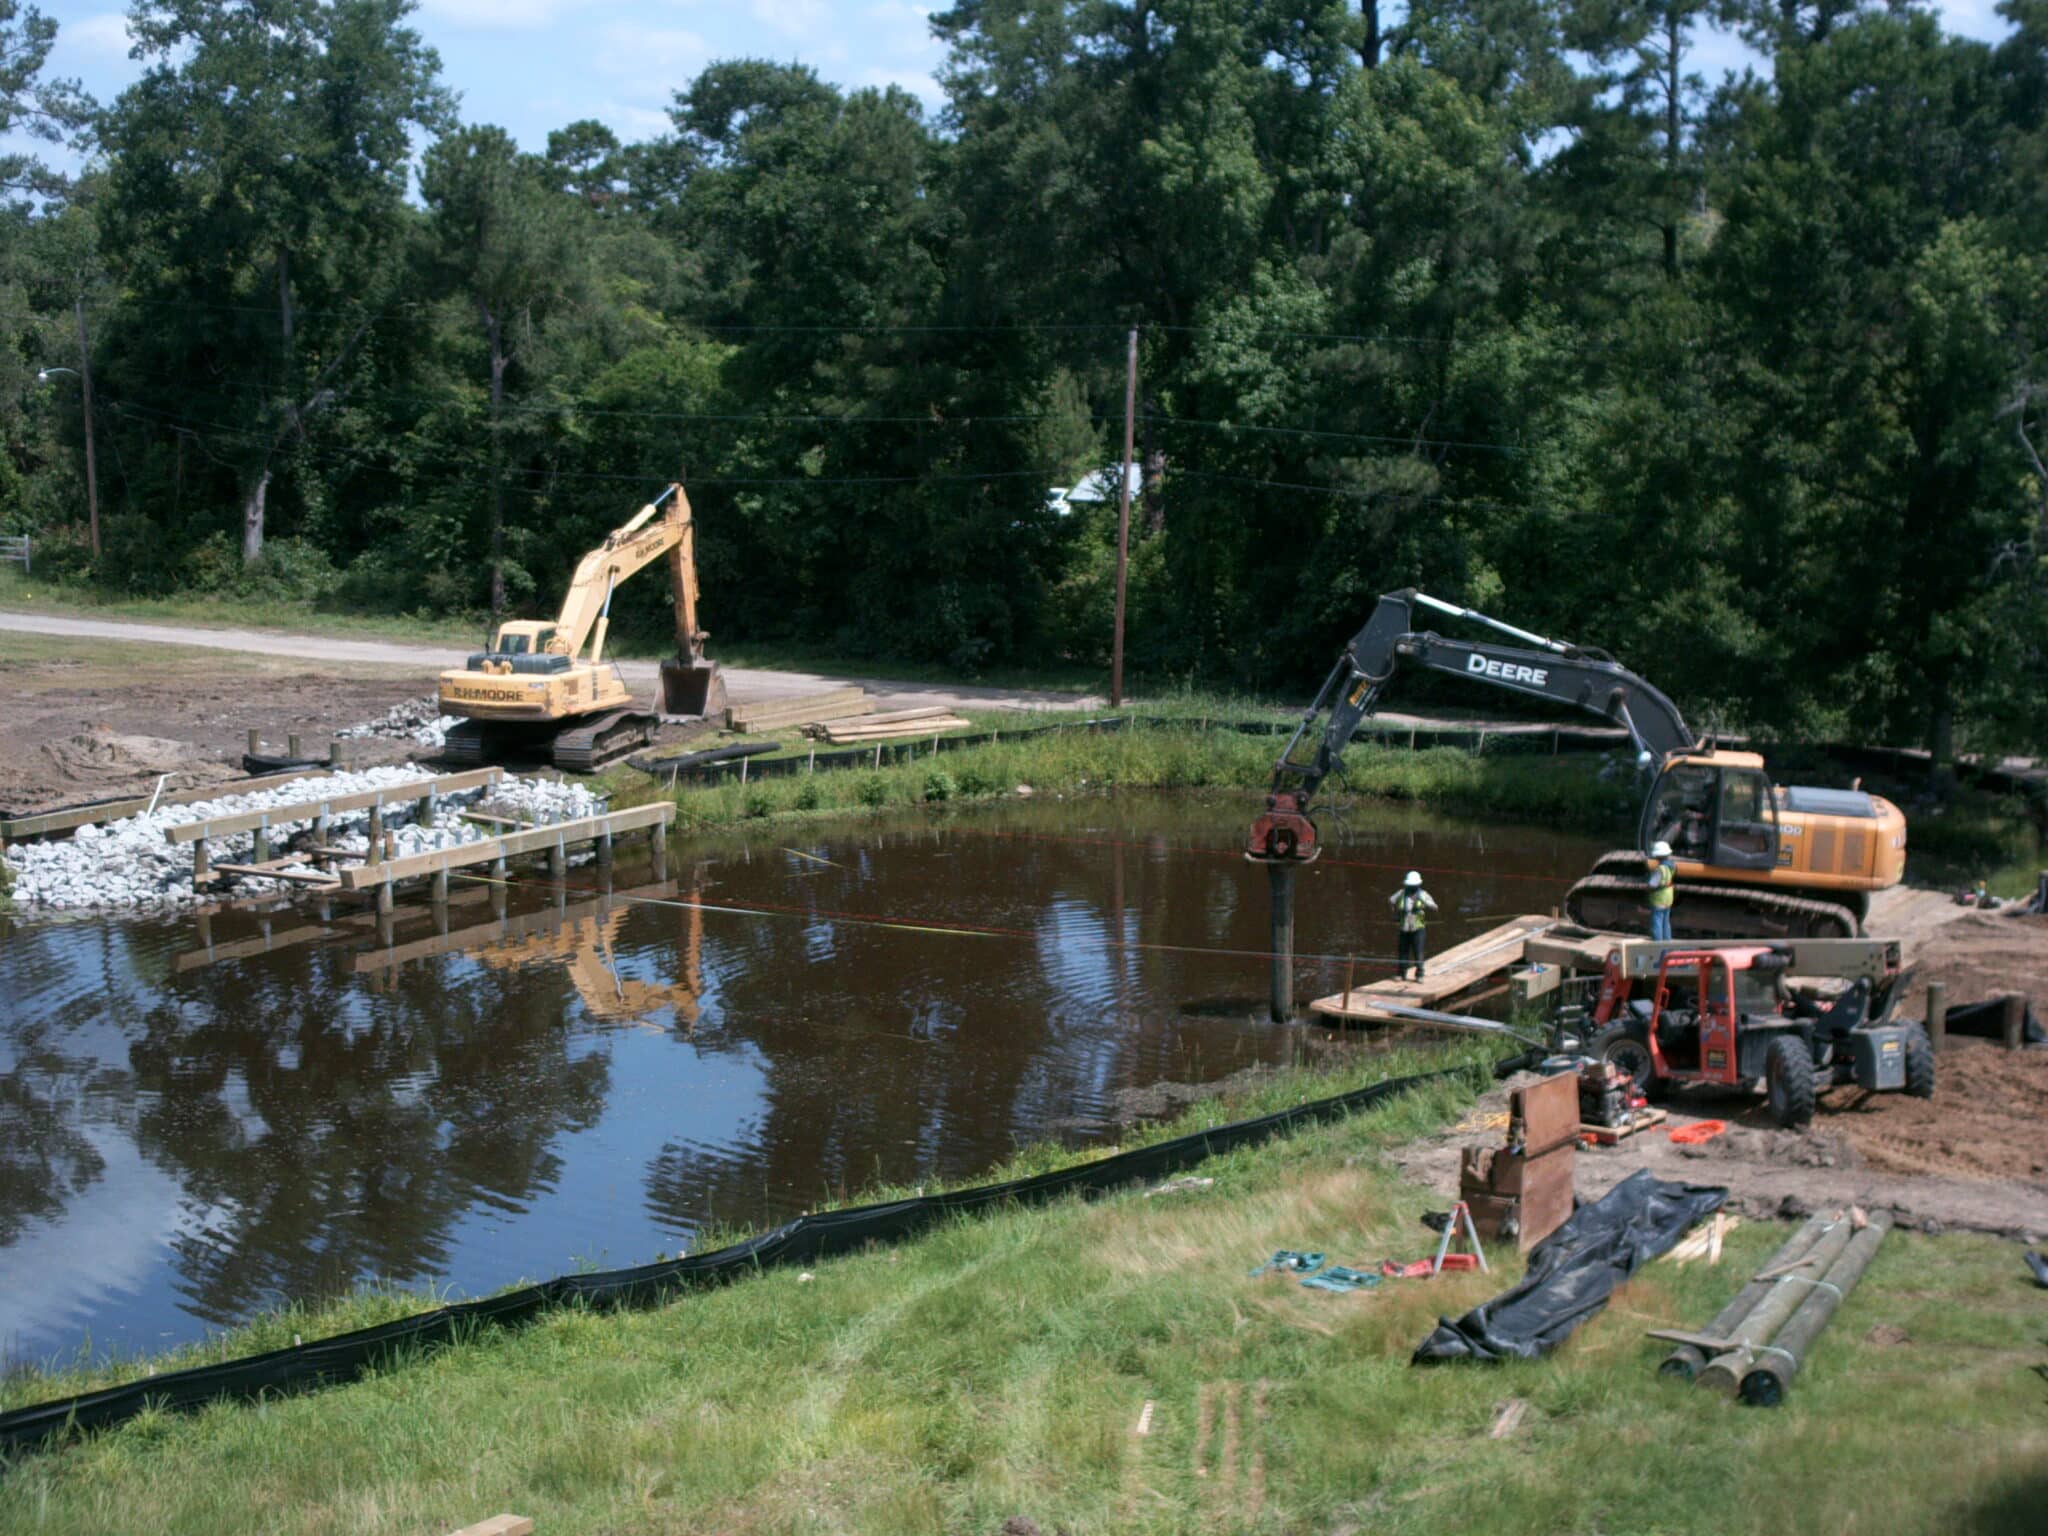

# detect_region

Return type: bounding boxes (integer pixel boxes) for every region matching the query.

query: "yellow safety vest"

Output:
[1395,891,1430,932]
[1647,862,1676,910]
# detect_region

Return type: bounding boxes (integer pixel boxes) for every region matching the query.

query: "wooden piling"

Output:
[2002,992,2026,1050]
[1925,981,1946,1053]
[1267,861,1296,1023]
[192,839,211,890]
[596,827,613,868]
[1660,1215,1827,1380]
[1696,1217,1854,1397]
[1739,1216,1891,1406]
[287,732,302,760]
[431,866,449,904]
[252,815,270,864]
[247,728,260,757]
[369,805,385,863]
[651,831,669,882]
[376,881,393,915]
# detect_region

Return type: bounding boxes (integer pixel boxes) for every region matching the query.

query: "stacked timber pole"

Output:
[1657,1209,1889,1408]
[1739,1215,1891,1406]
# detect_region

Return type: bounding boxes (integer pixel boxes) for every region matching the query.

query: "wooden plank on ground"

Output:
[164,768,502,845]
[0,767,342,841]
[727,687,868,730]
[337,803,673,890]
[1309,915,1556,1024]
[444,1517,532,1536]
[821,715,969,744]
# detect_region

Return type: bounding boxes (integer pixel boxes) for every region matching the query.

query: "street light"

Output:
[35,346,98,558]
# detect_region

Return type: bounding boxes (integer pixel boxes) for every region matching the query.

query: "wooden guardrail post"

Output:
[1925,981,1945,1052]
[2002,992,2026,1051]
[247,728,260,757]
[252,814,270,864]
[287,733,302,760]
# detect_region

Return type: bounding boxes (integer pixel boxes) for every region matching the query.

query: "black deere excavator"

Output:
[1247,591,1906,939]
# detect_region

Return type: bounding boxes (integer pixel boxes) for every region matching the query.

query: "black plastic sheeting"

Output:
[0,1066,1464,1455]
[1945,997,2044,1046]
[1412,1170,1727,1364]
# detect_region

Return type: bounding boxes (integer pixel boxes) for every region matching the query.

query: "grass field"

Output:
[1,1047,2040,1535]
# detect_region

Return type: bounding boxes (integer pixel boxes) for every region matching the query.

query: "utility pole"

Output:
[75,296,99,558]
[1111,326,1136,708]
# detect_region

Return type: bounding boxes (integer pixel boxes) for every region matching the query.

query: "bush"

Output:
[94,514,180,595]
[856,775,890,808]
[794,776,823,810]
[922,768,957,803]
[954,763,996,797]
[742,790,773,819]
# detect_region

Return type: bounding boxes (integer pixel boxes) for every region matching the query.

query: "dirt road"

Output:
[0,610,1100,714]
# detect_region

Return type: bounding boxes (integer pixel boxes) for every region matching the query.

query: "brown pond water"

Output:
[0,792,1605,1366]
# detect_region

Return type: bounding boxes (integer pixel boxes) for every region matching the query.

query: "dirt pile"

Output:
[38,728,235,790]
[1904,910,2048,1017]
[1821,1037,2048,1185]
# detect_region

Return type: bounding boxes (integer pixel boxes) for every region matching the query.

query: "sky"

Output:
[11,0,2026,174]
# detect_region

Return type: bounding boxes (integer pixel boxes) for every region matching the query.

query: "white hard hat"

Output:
[1404,870,1422,886]
[1650,841,1673,858]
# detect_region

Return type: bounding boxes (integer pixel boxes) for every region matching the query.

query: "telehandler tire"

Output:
[1764,1036,1817,1129]
[1591,1024,1665,1101]
[1903,1024,1936,1099]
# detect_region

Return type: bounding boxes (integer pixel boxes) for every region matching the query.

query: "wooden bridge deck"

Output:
[1310,914,1559,1025]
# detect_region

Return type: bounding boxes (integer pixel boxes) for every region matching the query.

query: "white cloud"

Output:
[62,12,136,61]
[594,24,712,82]
[749,0,828,41]
[420,0,580,30]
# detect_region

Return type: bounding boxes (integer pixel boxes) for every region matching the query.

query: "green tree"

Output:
[98,0,451,563]
[420,126,590,616]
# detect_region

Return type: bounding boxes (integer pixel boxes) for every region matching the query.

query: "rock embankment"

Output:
[3,768,606,911]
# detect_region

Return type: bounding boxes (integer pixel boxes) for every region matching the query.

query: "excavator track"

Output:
[1565,855,1861,940]
[549,710,658,774]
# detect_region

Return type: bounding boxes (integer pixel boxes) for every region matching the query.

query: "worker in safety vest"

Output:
[1389,870,1438,981]
[1646,840,1677,942]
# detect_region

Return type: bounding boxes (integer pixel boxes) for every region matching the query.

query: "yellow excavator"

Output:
[1248,590,1906,939]
[437,484,726,771]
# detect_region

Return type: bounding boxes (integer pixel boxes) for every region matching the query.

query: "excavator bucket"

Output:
[659,659,727,720]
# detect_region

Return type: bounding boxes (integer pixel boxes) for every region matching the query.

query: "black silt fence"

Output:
[0,1065,1465,1455]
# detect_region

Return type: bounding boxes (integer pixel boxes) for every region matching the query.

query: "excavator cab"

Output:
[1641,752,1780,872]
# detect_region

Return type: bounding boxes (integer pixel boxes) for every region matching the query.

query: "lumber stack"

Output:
[815,705,970,744]
[726,687,871,733]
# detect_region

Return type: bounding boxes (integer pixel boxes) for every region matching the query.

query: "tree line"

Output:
[0,0,2043,760]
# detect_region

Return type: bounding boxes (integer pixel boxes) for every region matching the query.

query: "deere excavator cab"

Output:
[1249,589,1905,940]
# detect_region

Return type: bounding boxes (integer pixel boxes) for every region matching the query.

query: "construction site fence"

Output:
[0,1064,1465,1456]
[641,714,1624,785]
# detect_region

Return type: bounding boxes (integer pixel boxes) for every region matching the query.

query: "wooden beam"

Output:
[164,769,502,845]
[444,1517,532,1536]
[207,862,343,887]
[1,767,342,842]
[338,804,673,891]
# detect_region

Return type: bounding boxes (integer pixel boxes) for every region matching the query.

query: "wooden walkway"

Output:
[1310,914,1560,1025]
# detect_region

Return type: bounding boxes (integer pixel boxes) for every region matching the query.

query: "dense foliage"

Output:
[1,0,2044,756]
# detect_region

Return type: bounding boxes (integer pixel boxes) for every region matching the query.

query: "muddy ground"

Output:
[1395,909,2048,1241]
[0,634,422,814]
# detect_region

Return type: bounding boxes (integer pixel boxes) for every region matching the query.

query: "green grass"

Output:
[1904,783,2047,898]
[607,718,1636,843]
[2,1044,2040,1535]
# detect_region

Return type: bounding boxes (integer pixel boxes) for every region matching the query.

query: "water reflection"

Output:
[0,793,1604,1363]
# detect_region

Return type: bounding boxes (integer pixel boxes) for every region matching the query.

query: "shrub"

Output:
[742,790,773,819]
[856,775,890,808]
[954,763,996,797]
[794,776,823,810]
[922,768,957,803]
